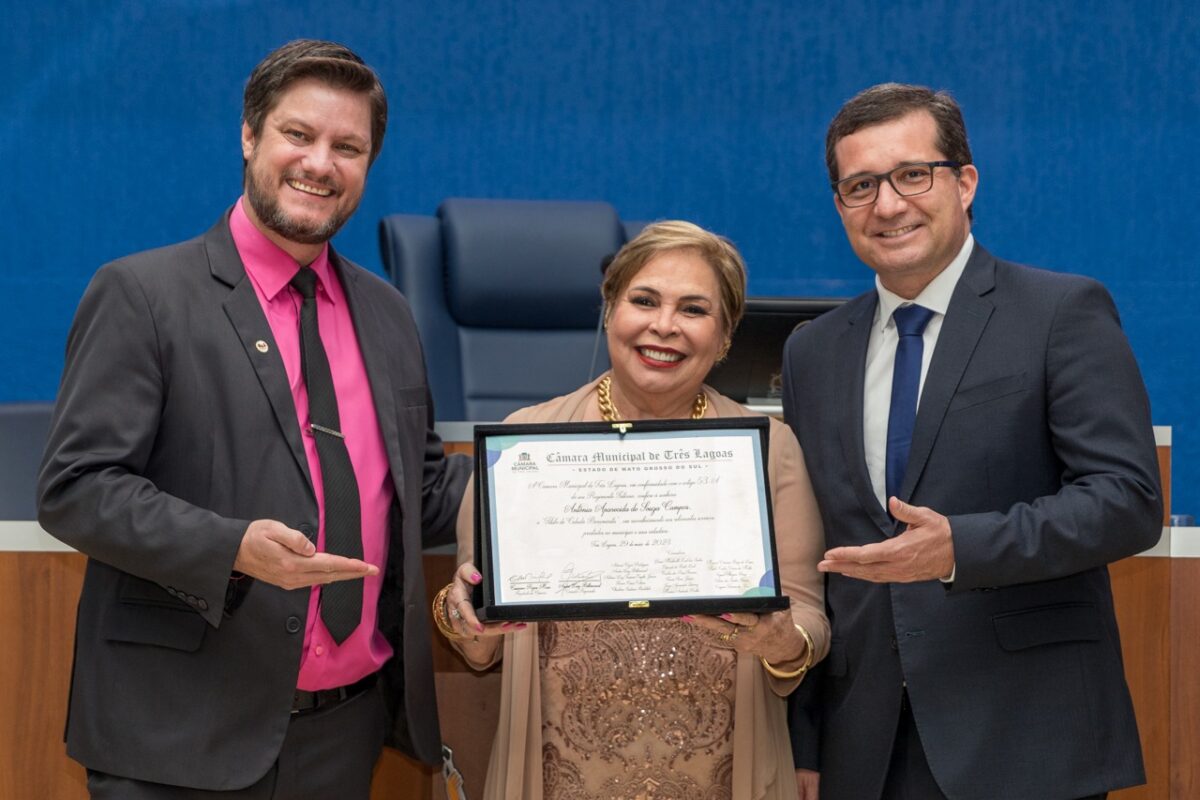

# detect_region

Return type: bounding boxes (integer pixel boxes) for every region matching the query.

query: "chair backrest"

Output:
[379,198,644,420]
[0,402,54,519]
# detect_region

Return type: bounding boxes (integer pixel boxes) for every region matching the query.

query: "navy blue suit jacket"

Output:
[782,244,1161,799]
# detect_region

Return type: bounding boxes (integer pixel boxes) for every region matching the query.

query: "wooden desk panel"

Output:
[0,549,446,800]
[1170,558,1200,798]
[0,433,1187,798]
[1111,556,1172,800]
[0,552,87,800]
[3,553,1191,800]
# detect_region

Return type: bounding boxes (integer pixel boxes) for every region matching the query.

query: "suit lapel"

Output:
[900,245,997,501]
[835,294,894,533]
[335,254,405,490]
[206,216,313,490]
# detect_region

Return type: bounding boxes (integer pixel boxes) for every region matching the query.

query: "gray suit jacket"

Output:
[38,214,469,790]
[782,244,1162,799]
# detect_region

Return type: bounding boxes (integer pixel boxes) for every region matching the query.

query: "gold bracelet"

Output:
[431,583,469,641]
[760,623,815,680]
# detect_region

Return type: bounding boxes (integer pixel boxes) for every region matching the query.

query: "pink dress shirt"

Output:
[230,199,395,690]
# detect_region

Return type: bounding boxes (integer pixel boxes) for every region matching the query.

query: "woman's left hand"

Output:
[684,607,807,665]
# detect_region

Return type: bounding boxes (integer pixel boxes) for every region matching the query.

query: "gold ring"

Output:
[449,606,462,621]
[729,625,741,641]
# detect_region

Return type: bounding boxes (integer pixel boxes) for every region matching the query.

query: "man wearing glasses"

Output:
[782,83,1161,799]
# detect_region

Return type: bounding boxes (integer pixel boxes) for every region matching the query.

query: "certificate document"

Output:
[472,418,786,621]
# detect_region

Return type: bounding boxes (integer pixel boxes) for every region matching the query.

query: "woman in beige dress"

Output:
[432,221,828,800]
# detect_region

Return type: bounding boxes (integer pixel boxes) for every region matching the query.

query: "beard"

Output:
[243,162,359,246]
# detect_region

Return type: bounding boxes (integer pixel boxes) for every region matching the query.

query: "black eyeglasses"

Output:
[833,161,962,207]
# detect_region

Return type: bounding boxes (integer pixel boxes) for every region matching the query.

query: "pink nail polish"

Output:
[719,613,733,621]
[471,572,481,582]
[680,615,695,622]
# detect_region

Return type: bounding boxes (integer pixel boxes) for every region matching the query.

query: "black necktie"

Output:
[885,304,935,503]
[290,267,363,644]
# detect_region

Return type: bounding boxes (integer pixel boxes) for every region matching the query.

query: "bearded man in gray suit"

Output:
[39,39,468,798]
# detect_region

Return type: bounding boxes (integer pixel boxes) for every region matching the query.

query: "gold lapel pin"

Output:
[255,340,269,353]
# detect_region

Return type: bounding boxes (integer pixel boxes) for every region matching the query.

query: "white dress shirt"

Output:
[863,234,974,510]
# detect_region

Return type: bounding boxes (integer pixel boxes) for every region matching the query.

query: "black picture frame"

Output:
[470,417,787,621]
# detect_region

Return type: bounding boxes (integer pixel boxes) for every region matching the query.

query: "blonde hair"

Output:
[601,220,747,342]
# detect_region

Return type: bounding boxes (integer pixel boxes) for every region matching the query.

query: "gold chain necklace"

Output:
[597,375,707,421]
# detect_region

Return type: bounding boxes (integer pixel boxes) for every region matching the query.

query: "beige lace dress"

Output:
[538,618,737,799]
[451,377,829,800]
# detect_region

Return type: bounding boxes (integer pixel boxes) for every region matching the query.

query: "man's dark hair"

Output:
[243,39,388,165]
[825,83,973,219]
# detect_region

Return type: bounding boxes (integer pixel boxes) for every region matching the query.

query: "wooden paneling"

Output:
[0,437,1189,798]
[1170,559,1200,798]
[4,551,1193,799]
[0,552,87,800]
[1111,556,1172,800]
[0,548,488,800]
[5,551,1193,799]
[444,441,475,458]
[370,749,432,800]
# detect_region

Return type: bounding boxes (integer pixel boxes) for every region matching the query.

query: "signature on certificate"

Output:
[507,571,553,596]
[558,563,603,594]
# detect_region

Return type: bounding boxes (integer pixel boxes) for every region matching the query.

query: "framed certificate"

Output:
[470,417,787,621]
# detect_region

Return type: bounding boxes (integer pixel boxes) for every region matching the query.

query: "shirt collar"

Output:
[874,233,974,329]
[229,197,336,303]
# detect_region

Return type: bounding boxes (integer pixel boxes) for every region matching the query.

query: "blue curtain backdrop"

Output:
[5,1,1198,516]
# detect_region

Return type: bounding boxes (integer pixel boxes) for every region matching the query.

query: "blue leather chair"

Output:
[379,198,644,421]
[0,402,54,519]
